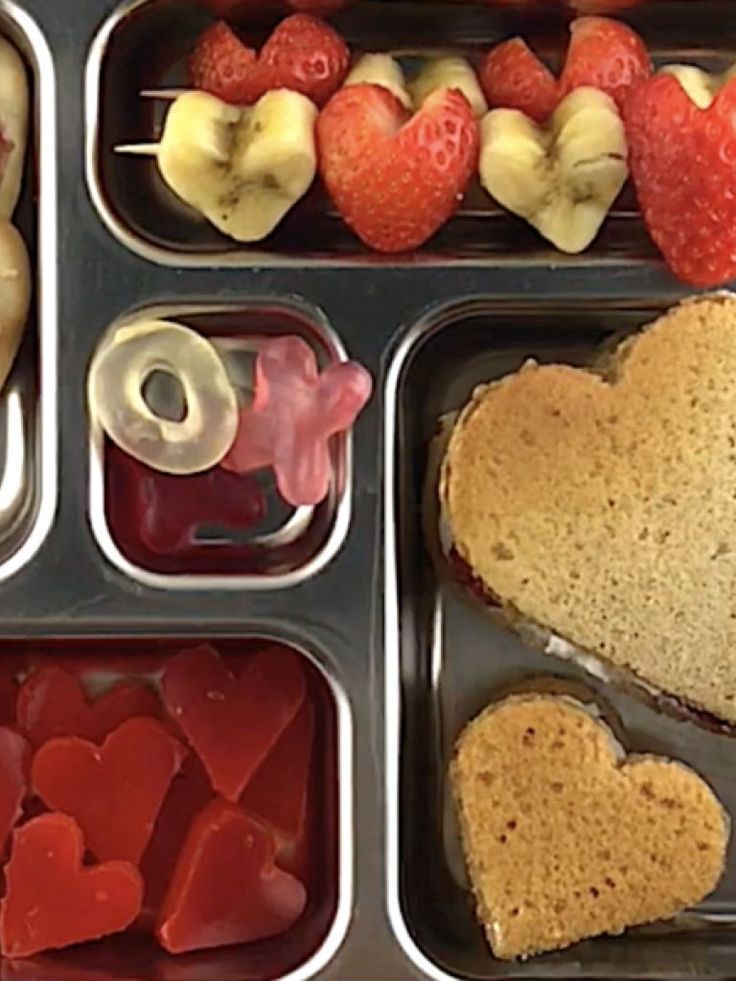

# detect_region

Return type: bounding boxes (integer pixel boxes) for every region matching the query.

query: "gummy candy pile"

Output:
[88,320,373,514]
[0,643,320,959]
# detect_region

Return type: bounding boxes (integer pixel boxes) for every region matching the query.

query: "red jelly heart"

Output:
[241,696,314,849]
[32,717,186,864]
[221,336,373,507]
[139,754,214,928]
[0,728,30,855]
[0,813,143,958]
[162,644,306,801]
[17,667,161,749]
[0,672,18,727]
[156,799,306,954]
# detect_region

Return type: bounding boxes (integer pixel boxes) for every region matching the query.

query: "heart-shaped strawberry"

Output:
[480,16,650,123]
[17,666,161,749]
[32,717,186,864]
[161,643,306,801]
[453,695,728,959]
[0,728,30,855]
[317,83,479,252]
[625,73,736,287]
[157,799,307,954]
[189,15,349,108]
[0,813,143,958]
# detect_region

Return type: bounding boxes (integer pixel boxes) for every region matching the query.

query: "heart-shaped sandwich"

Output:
[441,294,736,723]
[452,694,728,959]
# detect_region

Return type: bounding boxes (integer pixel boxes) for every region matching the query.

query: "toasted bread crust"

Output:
[452,695,728,959]
[442,294,736,723]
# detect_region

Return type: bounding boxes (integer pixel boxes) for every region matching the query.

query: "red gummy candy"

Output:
[156,799,306,954]
[241,697,314,848]
[32,717,186,864]
[111,448,268,553]
[0,813,143,958]
[221,336,372,507]
[17,667,161,749]
[162,644,306,802]
[140,754,214,927]
[0,728,30,854]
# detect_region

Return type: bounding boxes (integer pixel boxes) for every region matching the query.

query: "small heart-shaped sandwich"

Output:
[452,694,728,959]
[441,294,736,723]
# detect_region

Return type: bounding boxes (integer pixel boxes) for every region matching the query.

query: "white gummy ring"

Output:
[88,319,239,475]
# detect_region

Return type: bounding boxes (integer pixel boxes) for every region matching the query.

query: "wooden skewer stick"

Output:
[113,142,160,156]
[139,88,189,100]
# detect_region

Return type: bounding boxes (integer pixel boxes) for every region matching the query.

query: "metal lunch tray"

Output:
[0,0,734,978]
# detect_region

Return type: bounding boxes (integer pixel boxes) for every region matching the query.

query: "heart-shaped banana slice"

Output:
[157,89,317,243]
[479,86,628,253]
[659,63,736,109]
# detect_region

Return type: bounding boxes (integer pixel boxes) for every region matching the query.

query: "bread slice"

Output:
[441,293,736,724]
[452,694,728,960]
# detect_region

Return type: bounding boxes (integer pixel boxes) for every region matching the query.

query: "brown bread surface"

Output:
[442,295,736,722]
[452,696,728,959]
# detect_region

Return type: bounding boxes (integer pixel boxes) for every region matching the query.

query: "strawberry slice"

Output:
[480,16,650,122]
[190,15,349,107]
[317,84,479,252]
[624,73,736,287]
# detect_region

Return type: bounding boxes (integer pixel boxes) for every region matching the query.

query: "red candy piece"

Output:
[221,336,372,507]
[0,729,30,854]
[0,673,18,727]
[190,15,349,107]
[157,799,306,954]
[162,643,306,801]
[32,717,186,864]
[113,450,267,554]
[140,754,214,927]
[241,697,314,847]
[0,813,143,958]
[17,667,161,749]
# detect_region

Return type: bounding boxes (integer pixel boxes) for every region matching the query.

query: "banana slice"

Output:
[157,89,317,243]
[0,220,29,391]
[479,87,628,254]
[344,54,412,109]
[88,319,239,475]
[0,36,28,219]
[409,57,487,118]
[660,63,736,109]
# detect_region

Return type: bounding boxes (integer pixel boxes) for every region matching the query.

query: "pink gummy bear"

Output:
[221,336,373,507]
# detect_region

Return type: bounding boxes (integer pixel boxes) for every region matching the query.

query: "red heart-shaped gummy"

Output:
[162,644,306,801]
[157,799,306,954]
[0,728,30,854]
[241,696,314,846]
[17,667,161,749]
[32,717,186,864]
[139,754,214,928]
[0,813,143,958]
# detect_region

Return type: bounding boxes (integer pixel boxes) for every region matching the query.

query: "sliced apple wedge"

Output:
[479,86,628,254]
[0,220,29,391]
